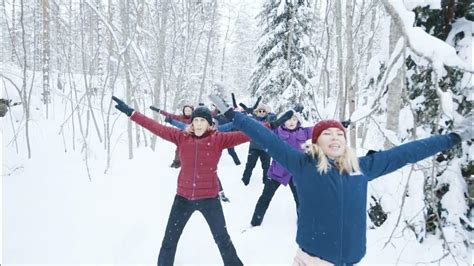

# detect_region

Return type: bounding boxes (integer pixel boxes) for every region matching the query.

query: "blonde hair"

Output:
[304,143,360,174]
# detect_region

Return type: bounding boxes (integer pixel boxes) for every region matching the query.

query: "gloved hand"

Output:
[150,106,160,113]
[209,94,235,120]
[453,112,473,141]
[231,93,238,108]
[269,110,294,129]
[112,96,134,117]
[239,96,262,115]
[239,103,254,114]
[341,119,351,128]
[293,104,304,113]
[165,115,172,123]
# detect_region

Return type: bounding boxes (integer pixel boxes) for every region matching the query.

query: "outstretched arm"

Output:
[232,112,307,175]
[113,97,181,144]
[131,112,181,144]
[360,133,461,181]
[168,116,187,130]
[153,108,183,121]
[361,112,472,180]
[218,122,236,132]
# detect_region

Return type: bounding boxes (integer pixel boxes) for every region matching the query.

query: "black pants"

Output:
[158,195,243,266]
[251,178,299,226]
[242,148,271,185]
[227,147,241,165]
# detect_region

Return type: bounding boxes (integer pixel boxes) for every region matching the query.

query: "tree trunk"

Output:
[220,13,231,82]
[345,0,356,148]
[151,0,170,150]
[283,3,294,96]
[42,0,51,117]
[19,0,32,158]
[11,0,17,62]
[335,0,345,119]
[384,17,404,149]
[119,0,134,159]
[197,0,217,103]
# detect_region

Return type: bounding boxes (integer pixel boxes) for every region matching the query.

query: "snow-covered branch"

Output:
[382,0,473,74]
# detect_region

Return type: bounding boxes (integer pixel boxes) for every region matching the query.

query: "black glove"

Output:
[231,93,238,108]
[341,119,351,128]
[269,110,294,129]
[239,96,262,114]
[209,94,235,120]
[165,115,172,123]
[253,96,262,109]
[112,96,134,117]
[150,105,160,113]
[239,103,254,114]
[293,104,304,113]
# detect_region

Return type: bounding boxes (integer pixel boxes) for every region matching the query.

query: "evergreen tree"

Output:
[249,0,316,115]
[405,0,472,248]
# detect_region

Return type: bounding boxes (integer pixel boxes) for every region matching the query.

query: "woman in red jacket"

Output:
[112,96,248,266]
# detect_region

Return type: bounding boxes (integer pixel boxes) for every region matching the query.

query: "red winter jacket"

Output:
[131,112,250,200]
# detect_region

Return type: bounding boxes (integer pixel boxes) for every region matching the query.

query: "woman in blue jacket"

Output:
[210,94,472,266]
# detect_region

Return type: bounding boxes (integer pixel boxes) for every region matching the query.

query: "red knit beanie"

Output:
[311,120,346,143]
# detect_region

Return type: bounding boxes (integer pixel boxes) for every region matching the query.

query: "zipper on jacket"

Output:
[191,140,198,199]
[339,172,344,263]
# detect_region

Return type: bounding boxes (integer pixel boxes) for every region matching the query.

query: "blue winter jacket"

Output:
[232,112,460,265]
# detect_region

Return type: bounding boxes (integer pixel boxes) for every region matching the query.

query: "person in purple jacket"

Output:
[250,111,312,227]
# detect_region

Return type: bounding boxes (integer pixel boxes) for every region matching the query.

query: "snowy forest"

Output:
[1,0,473,265]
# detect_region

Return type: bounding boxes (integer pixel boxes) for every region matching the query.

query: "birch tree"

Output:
[384,17,404,149]
[345,0,355,148]
[42,0,50,117]
[150,0,169,150]
[335,0,345,119]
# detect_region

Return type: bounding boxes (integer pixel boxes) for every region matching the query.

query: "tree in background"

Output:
[405,1,473,249]
[249,0,316,115]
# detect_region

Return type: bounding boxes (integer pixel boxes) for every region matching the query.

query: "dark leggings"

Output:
[251,178,299,226]
[242,148,271,184]
[158,195,243,266]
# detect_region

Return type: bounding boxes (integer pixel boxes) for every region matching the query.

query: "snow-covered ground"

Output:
[2,97,470,265]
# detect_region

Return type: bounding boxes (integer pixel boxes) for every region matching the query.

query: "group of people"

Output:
[112,92,472,266]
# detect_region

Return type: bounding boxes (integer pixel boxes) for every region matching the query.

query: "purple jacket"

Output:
[267,125,312,185]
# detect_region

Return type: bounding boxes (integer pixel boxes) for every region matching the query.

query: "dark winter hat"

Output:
[191,106,213,125]
[311,119,346,143]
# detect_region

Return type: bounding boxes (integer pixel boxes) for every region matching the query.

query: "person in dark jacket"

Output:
[152,104,194,168]
[210,94,473,266]
[211,104,242,166]
[112,96,249,266]
[250,112,312,227]
[241,103,276,185]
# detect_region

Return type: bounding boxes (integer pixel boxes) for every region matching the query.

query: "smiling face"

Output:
[183,106,193,116]
[192,117,210,136]
[255,109,267,117]
[284,116,299,130]
[317,127,346,158]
